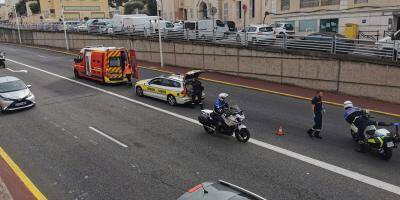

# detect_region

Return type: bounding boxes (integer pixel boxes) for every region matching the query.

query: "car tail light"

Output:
[187,184,203,193]
[181,84,187,97]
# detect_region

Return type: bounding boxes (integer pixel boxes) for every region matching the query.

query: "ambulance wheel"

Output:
[74,69,80,79]
[136,86,144,97]
[167,95,177,106]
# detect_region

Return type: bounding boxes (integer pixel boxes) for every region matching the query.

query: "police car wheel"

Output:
[167,95,177,106]
[136,86,144,97]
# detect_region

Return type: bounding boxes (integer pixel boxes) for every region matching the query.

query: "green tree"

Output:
[124,1,145,14]
[147,0,157,16]
[15,1,27,16]
[108,0,129,8]
[29,2,40,14]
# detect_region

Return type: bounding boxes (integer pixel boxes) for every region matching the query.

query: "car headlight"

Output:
[27,92,34,98]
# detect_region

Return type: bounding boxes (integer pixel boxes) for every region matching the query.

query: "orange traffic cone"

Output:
[277,125,284,136]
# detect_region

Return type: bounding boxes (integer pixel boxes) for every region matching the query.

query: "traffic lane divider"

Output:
[0,147,47,200]
[4,43,400,118]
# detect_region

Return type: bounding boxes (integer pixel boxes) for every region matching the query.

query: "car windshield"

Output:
[0,80,26,93]
[165,22,174,28]
[284,24,294,30]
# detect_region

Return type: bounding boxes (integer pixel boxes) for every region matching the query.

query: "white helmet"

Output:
[218,93,229,101]
[344,101,353,109]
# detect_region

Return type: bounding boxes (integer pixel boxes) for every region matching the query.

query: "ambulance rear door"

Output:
[85,51,92,76]
[90,52,104,78]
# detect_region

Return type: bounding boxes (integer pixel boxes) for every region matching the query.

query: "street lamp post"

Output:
[61,0,69,50]
[13,0,22,44]
[156,0,164,68]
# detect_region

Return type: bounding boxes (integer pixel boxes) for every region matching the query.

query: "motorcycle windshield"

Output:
[230,105,241,113]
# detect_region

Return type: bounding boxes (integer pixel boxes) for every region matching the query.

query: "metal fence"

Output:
[0,23,398,62]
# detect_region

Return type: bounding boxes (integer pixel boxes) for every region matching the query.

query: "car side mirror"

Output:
[27,84,32,88]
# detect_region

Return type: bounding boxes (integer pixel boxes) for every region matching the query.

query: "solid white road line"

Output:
[89,126,128,148]
[5,68,28,73]
[7,58,400,196]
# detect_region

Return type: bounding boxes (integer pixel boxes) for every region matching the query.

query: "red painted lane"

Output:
[0,155,35,200]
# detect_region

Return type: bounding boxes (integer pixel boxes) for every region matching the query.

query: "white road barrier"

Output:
[6,58,400,196]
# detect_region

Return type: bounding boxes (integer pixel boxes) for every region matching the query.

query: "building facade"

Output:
[38,0,110,21]
[162,0,400,37]
[270,0,400,36]
[161,0,271,29]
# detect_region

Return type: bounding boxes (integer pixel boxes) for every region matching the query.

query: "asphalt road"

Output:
[0,44,399,200]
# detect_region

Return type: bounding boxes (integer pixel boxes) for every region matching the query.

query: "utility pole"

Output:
[13,0,21,44]
[61,0,69,50]
[156,0,164,68]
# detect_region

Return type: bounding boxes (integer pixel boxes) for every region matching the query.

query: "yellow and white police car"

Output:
[134,70,205,106]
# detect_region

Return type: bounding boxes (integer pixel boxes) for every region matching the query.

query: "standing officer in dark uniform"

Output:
[191,77,204,109]
[307,91,324,139]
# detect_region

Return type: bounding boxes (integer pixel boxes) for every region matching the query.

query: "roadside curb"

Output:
[5,43,400,118]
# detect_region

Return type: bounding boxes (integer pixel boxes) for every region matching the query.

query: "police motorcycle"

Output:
[349,111,400,160]
[198,104,250,143]
[0,52,5,68]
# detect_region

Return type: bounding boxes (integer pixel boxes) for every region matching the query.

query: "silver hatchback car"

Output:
[0,76,35,112]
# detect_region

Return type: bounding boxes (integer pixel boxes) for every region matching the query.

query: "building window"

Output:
[321,0,340,6]
[354,0,368,3]
[265,0,269,7]
[250,0,255,18]
[190,8,193,18]
[237,1,242,19]
[281,0,290,11]
[320,18,339,32]
[299,19,318,32]
[300,0,319,8]
[223,3,228,21]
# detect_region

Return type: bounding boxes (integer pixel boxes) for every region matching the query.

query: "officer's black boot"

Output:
[307,129,314,138]
[314,131,322,139]
[355,140,366,153]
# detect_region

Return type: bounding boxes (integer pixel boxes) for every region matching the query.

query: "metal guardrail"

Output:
[0,23,399,62]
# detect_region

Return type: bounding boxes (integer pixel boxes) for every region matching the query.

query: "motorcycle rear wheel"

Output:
[235,128,250,143]
[378,148,392,160]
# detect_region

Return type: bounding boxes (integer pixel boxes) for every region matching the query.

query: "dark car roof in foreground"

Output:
[178,180,267,200]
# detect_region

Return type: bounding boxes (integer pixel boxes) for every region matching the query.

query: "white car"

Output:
[236,25,275,43]
[271,22,295,37]
[135,70,205,106]
[0,76,35,112]
[375,36,400,50]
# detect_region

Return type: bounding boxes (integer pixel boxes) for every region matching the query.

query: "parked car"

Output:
[134,70,205,106]
[88,19,112,33]
[77,22,89,32]
[304,32,355,44]
[178,180,266,200]
[184,20,229,41]
[0,76,35,113]
[272,22,295,37]
[376,36,400,50]
[224,20,237,32]
[236,25,275,44]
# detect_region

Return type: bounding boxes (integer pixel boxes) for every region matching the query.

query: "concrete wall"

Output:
[0,29,399,104]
